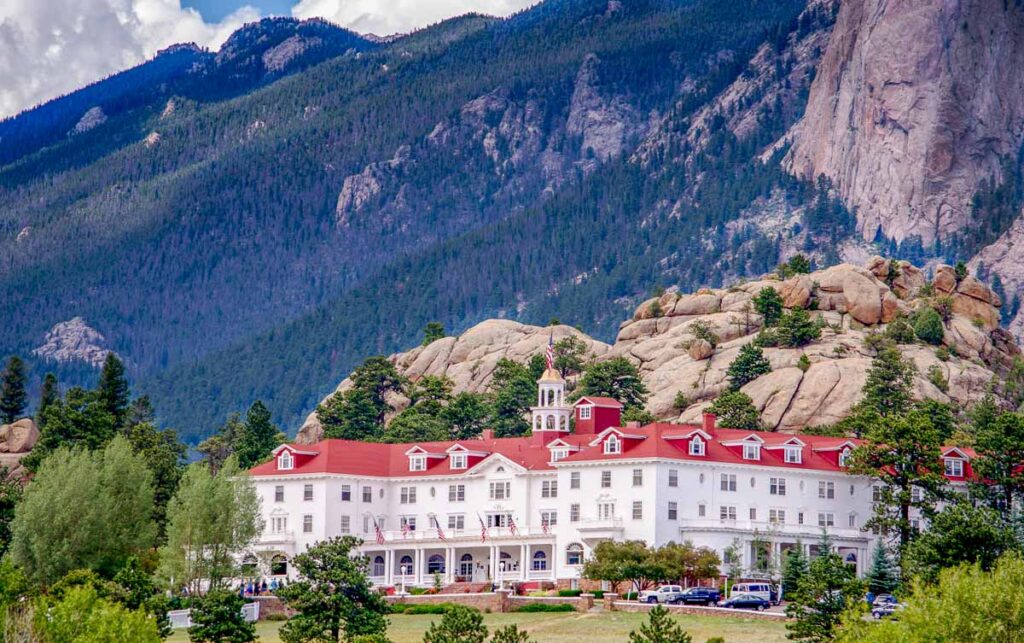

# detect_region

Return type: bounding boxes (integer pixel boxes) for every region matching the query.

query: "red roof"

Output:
[575,396,625,408]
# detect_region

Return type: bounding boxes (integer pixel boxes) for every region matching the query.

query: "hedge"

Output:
[514,603,577,612]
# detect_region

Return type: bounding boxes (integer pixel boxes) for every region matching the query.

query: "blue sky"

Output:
[183,0,295,21]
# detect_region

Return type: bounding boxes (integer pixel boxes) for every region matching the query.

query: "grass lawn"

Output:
[168,611,788,642]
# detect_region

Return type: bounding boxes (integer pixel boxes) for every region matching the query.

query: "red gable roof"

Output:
[575,396,625,408]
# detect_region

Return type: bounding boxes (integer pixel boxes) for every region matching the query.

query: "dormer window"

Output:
[945,458,964,477]
[278,451,294,470]
[604,435,621,455]
[409,455,426,472]
[785,446,802,464]
[550,448,569,463]
[579,405,592,420]
[689,437,705,456]
[839,447,852,468]
[742,443,761,461]
[450,453,467,470]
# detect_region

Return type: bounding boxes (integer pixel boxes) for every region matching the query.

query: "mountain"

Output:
[2,0,1023,442]
[295,257,1021,444]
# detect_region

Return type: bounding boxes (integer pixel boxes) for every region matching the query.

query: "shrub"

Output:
[936,346,951,361]
[556,589,582,597]
[591,590,605,599]
[187,590,256,643]
[914,307,945,345]
[672,392,690,411]
[884,316,917,344]
[932,295,955,322]
[491,625,535,643]
[753,287,784,326]
[648,300,665,318]
[776,307,822,347]
[688,320,719,348]
[514,603,577,612]
[927,365,949,393]
[628,605,692,643]
[726,344,772,390]
[797,354,811,372]
[402,603,473,615]
[753,328,780,347]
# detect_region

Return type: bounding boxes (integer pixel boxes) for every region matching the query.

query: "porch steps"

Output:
[440,582,492,594]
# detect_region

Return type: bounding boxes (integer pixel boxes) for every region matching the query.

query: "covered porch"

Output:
[364,541,556,589]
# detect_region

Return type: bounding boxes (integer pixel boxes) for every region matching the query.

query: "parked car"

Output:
[669,587,721,606]
[729,582,775,603]
[638,585,684,604]
[871,595,903,619]
[719,593,771,611]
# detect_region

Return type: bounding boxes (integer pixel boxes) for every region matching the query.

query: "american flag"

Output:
[545,334,555,370]
[478,513,488,542]
[401,519,411,538]
[509,515,519,536]
[432,515,448,542]
[541,513,549,535]
[373,517,385,545]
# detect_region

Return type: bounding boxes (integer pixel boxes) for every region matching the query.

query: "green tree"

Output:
[197,412,246,472]
[553,335,589,377]
[422,604,488,643]
[655,541,721,585]
[727,344,772,390]
[9,436,156,586]
[0,468,21,557]
[883,317,915,344]
[158,457,262,594]
[912,307,945,345]
[864,541,899,595]
[781,543,808,597]
[278,537,390,642]
[34,585,162,643]
[972,411,1024,515]
[708,391,763,431]
[27,386,118,470]
[488,358,536,438]
[753,287,784,326]
[0,356,27,423]
[629,605,691,643]
[785,533,864,643]
[0,560,31,635]
[422,322,447,347]
[857,344,915,418]
[575,357,649,410]
[776,307,821,347]
[318,389,382,441]
[903,501,1016,583]
[954,261,968,282]
[235,400,283,469]
[350,356,407,427]
[381,409,449,443]
[120,412,187,535]
[441,392,491,440]
[97,353,131,423]
[582,540,663,594]
[490,624,535,643]
[785,254,811,275]
[188,589,256,643]
[36,372,59,426]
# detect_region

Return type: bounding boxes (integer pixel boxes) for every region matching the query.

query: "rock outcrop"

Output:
[785,0,1024,245]
[298,258,1015,441]
[32,317,111,367]
[71,107,107,135]
[0,418,39,480]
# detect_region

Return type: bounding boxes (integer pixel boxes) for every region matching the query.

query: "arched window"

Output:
[461,553,474,561]
[240,554,258,576]
[546,415,555,430]
[566,543,584,566]
[270,555,288,576]
[604,435,621,455]
[560,415,568,431]
[372,556,385,576]
[532,550,548,571]
[399,555,414,575]
[277,451,293,470]
[690,437,705,456]
[839,447,852,467]
[427,554,445,574]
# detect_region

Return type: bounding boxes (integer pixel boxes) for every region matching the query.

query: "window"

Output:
[597,502,615,520]
[798,512,805,525]
[274,485,284,502]
[363,516,370,533]
[400,516,416,531]
[601,471,612,488]
[698,503,706,517]
[720,506,737,520]
[362,486,372,503]
[489,481,511,500]
[566,543,584,566]
[542,480,558,498]
[850,484,855,496]
[487,513,511,529]
[668,469,678,487]
[818,481,835,499]
[271,516,288,533]
[945,458,964,477]
[409,455,426,472]
[570,472,581,489]
[579,405,592,420]
[690,438,705,456]
[570,503,580,522]
[532,551,548,571]
[785,446,802,464]
[720,474,737,492]
[769,509,785,524]
[817,512,835,528]
[749,507,757,520]
[341,485,351,501]
[632,501,643,520]
[400,486,417,504]
[278,451,293,470]
[911,519,920,531]
[604,435,621,454]
[303,514,313,533]
[848,513,857,528]
[872,485,882,502]
[340,515,350,533]
[839,447,852,467]
[304,484,313,501]
[448,514,465,530]
[770,477,786,496]
[743,443,761,460]
[632,469,643,487]
[541,510,558,526]
[450,453,468,470]
[911,487,922,503]
[668,501,678,520]
[448,484,465,502]
[550,448,568,462]
[427,554,445,574]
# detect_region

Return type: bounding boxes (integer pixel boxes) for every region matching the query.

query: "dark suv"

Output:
[670,587,721,606]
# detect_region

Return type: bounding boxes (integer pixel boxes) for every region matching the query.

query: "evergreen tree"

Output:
[912,307,945,345]
[188,589,256,643]
[971,411,1024,516]
[36,372,59,426]
[865,541,899,595]
[858,344,915,417]
[553,335,589,377]
[120,409,187,535]
[350,356,407,427]
[785,532,864,643]
[0,356,27,424]
[26,387,118,470]
[0,467,21,558]
[903,501,1017,584]
[488,359,537,437]
[726,344,772,390]
[318,389,381,441]
[381,409,449,443]
[422,604,488,643]
[708,391,763,431]
[776,307,821,347]
[628,605,692,643]
[196,413,246,473]
[422,322,447,347]
[490,625,535,643]
[753,287,784,326]
[97,353,130,423]
[781,542,808,597]
[575,357,649,410]
[235,400,282,469]
[441,392,491,440]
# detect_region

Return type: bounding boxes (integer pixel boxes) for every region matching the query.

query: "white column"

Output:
[445,547,454,585]
[414,548,422,585]
[489,545,497,582]
[524,543,531,578]
[385,550,393,585]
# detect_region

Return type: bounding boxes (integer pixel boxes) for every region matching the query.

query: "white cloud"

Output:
[0,0,259,118]
[291,0,537,38]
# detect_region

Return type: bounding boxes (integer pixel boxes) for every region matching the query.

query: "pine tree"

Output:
[865,540,899,595]
[0,356,27,424]
[708,391,763,431]
[97,353,130,423]
[858,345,916,417]
[726,344,772,390]
[781,542,808,597]
[235,400,281,469]
[628,605,692,643]
[187,589,256,643]
[753,287,784,326]
[37,372,59,425]
[422,322,446,347]
[422,604,488,643]
[776,307,821,347]
[785,532,864,643]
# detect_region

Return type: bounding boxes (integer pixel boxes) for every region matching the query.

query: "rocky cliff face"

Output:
[298,258,1017,442]
[0,418,39,481]
[784,0,1024,245]
[32,317,111,368]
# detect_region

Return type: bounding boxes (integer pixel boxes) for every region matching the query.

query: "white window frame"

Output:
[604,435,621,455]
[489,481,511,500]
[785,446,802,464]
[579,405,593,420]
[632,501,643,520]
[409,455,427,472]
[278,451,293,470]
[448,484,465,502]
[632,469,643,487]
[689,437,705,456]
[450,453,468,470]
[743,443,761,460]
[818,512,835,528]
[945,458,964,477]
[668,469,679,487]
[769,477,786,496]
[720,506,737,521]
[570,472,581,489]
[274,485,284,503]
[542,480,558,498]
[839,448,852,467]
[668,501,678,520]
[340,515,351,533]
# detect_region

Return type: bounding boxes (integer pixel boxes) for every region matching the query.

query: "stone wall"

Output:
[387,591,509,613]
[509,594,593,612]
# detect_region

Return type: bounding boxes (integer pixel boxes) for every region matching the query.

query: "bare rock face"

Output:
[335,146,410,224]
[567,54,644,166]
[32,317,111,368]
[72,107,107,135]
[687,339,714,361]
[0,419,39,454]
[785,0,1024,245]
[262,35,323,73]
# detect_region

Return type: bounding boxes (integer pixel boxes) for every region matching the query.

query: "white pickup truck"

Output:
[638,585,684,604]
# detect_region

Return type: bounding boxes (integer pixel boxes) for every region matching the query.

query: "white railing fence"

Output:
[168,601,261,629]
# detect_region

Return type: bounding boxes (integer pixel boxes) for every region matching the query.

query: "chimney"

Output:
[480,429,494,441]
[702,412,717,434]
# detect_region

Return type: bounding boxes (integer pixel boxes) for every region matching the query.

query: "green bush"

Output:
[556,589,582,597]
[514,603,577,612]
[914,306,946,344]
[591,590,605,599]
[706,638,725,643]
[401,603,475,615]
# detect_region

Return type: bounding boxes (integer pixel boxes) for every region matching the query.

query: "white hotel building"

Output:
[247,368,973,588]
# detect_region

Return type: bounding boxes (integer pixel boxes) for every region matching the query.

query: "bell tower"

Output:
[531,367,572,444]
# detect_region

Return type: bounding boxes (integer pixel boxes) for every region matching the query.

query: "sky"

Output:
[0,0,537,119]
